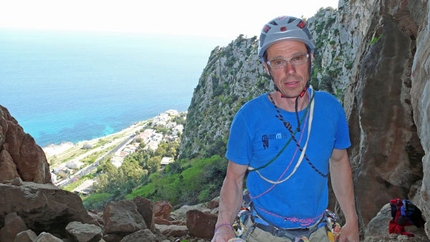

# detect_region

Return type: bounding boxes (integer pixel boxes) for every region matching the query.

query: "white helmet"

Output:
[258,16,315,63]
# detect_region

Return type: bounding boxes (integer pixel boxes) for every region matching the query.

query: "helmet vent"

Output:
[262,25,271,34]
[287,17,297,23]
[297,21,306,29]
[269,20,278,26]
[280,26,287,32]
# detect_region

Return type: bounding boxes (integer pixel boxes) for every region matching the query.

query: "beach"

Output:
[42,119,146,159]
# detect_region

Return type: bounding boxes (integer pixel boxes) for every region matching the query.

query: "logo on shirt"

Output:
[262,133,285,149]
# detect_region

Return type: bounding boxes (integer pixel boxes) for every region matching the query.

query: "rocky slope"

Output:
[1,105,217,241]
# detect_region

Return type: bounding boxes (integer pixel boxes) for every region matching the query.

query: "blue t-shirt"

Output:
[226,89,351,229]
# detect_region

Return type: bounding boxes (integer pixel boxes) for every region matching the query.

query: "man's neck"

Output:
[272,90,309,112]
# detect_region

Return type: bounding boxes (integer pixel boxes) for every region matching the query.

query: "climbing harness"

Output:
[233,192,342,241]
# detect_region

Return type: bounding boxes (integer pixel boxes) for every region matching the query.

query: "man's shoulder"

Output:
[314,90,342,104]
[241,93,268,109]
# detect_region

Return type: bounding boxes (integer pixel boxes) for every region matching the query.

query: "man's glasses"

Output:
[267,53,309,70]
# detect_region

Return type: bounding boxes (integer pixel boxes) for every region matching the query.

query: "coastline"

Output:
[41,109,184,159]
[42,142,75,157]
[42,119,148,158]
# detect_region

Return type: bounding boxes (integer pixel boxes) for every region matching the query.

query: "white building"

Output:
[160,157,174,165]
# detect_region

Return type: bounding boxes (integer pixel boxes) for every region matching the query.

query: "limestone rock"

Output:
[0,182,97,237]
[119,229,159,242]
[103,200,146,234]
[154,201,173,220]
[186,209,217,239]
[0,212,28,242]
[14,229,37,242]
[34,232,63,242]
[155,224,189,237]
[0,105,51,184]
[65,221,103,242]
[132,196,156,232]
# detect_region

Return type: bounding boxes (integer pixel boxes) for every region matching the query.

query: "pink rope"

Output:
[255,205,324,227]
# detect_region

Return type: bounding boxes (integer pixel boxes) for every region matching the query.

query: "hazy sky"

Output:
[0,0,338,39]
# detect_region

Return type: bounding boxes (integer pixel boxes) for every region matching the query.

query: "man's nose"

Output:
[284,62,296,73]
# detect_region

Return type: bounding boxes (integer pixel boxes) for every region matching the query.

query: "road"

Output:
[54,126,141,188]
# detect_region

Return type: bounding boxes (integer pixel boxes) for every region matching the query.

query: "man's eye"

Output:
[273,60,285,66]
[293,55,304,61]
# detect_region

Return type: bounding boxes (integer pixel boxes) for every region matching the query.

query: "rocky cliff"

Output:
[180,0,430,238]
[0,106,51,183]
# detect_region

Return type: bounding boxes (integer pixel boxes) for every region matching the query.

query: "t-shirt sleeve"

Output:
[225,111,252,165]
[334,104,351,149]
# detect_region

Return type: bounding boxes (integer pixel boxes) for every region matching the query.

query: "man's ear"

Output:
[263,62,270,75]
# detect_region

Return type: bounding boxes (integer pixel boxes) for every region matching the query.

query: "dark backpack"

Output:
[390,198,425,228]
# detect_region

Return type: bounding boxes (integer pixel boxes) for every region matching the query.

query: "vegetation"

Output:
[370,34,381,45]
[127,155,227,208]
[82,139,227,210]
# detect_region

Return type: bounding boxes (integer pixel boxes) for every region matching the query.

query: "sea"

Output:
[0,29,230,147]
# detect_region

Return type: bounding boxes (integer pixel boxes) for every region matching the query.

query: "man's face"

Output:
[264,40,311,98]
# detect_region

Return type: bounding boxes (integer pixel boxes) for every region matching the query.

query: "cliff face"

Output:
[180,0,430,237]
[179,36,273,159]
[336,0,429,234]
[0,106,51,183]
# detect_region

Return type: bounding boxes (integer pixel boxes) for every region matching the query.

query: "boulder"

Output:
[103,200,146,234]
[0,106,51,183]
[65,221,103,242]
[186,209,217,239]
[0,182,97,237]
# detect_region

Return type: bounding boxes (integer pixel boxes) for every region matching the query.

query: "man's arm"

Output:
[330,148,359,242]
[211,161,248,242]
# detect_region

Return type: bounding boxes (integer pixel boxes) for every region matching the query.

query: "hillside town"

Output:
[46,110,185,193]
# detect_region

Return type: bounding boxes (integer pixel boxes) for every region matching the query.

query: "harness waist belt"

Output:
[255,223,313,238]
[253,217,323,239]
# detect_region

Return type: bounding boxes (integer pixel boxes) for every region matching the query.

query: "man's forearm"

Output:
[216,176,244,225]
[330,150,358,222]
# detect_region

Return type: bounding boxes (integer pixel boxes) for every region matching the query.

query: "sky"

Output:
[0,0,338,40]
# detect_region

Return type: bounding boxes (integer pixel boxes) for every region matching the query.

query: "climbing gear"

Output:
[249,96,311,172]
[248,88,328,185]
[251,210,325,241]
[389,198,426,237]
[232,192,253,238]
[234,193,341,241]
[269,87,328,178]
[258,16,315,63]
[325,209,342,242]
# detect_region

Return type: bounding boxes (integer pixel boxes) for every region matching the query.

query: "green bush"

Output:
[83,193,114,210]
[127,155,227,208]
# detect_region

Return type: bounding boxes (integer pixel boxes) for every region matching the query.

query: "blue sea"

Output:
[0,29,229,147]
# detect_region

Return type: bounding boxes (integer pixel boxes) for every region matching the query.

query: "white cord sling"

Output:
[249,89,315,184]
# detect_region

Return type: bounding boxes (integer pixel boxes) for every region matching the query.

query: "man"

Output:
[211,16,359,242]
